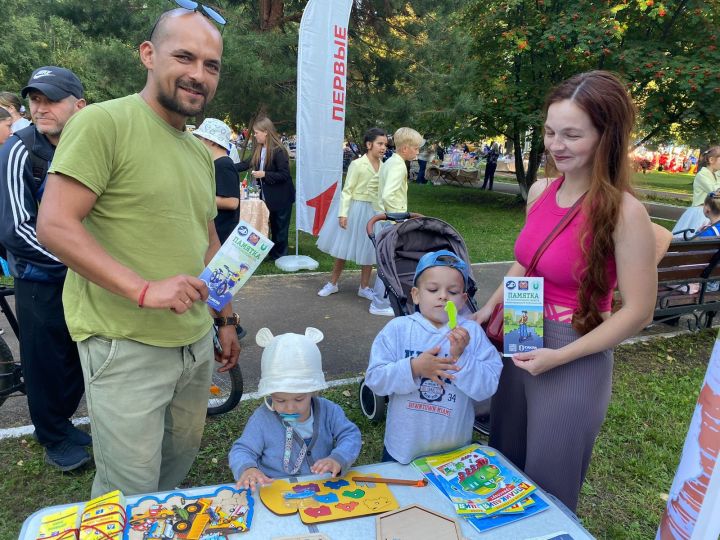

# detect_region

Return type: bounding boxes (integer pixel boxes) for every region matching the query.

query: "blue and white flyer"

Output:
[502,277,544,357]
[199,220,274,310]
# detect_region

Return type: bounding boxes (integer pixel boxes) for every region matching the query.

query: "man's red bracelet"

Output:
[137,282,150,308]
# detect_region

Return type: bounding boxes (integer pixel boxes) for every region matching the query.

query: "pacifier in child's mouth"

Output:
[278,412,301,424]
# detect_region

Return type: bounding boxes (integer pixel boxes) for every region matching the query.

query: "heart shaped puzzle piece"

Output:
[341,489,365,499]
[303,505,332,518]
[363,497,392,511]
[335,501,359,512]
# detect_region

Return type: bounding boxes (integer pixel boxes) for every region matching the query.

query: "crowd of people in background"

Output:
[632,147,700,174]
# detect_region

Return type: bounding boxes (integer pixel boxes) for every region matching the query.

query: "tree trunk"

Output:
[260,0,285,30]
[515,125,544,200]
[510,124,527,199]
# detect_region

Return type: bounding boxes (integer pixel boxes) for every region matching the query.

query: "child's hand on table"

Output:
[448,326,470,360]
[311,457,342,477]
[237,467,272,491]
[411,345,459,386]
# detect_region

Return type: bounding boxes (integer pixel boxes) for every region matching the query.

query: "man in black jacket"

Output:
[0,66,88,470]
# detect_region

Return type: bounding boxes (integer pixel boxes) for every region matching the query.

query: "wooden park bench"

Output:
[653,237,720,330]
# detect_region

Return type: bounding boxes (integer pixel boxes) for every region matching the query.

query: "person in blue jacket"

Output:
[0,66,89,470]
[229,327,361,491]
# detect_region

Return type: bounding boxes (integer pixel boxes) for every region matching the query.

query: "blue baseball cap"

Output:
[413,250,469,288]
[21,66,84,101]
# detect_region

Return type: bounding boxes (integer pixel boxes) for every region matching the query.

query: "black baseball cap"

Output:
[21,66,84,101]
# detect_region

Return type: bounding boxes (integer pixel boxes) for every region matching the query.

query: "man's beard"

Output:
[157,79,209,117]
[34,121,62,139]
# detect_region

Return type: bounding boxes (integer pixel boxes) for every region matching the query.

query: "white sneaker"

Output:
[317,282,339,297]
[369,304,395,316]
[357,287,375,301]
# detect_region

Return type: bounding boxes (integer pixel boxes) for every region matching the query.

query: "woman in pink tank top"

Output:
[473,71,657,512]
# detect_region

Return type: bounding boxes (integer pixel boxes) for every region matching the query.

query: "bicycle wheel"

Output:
[207,363,243,416]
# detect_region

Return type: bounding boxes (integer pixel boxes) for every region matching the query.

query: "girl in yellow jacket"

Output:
[317,128,388,298]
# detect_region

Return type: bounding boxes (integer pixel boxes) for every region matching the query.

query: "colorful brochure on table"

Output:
[199,220,274,310]
[35,506,80,540]
[412,444,549,533]
[502,276,544,357]
[80,490,126,539]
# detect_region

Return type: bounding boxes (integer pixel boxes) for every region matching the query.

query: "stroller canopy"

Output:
[375,216,477,315]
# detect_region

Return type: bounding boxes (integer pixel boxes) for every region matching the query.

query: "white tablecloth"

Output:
[20,452,594,539]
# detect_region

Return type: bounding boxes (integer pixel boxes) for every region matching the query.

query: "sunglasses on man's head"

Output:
[148,0,226,41]
[175,0,226,26]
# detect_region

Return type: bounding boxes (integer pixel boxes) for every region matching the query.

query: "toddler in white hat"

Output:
[229,327,361,491]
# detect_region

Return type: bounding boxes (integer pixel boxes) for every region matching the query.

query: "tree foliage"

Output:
[0,0,717,185]
[453,0,720,195]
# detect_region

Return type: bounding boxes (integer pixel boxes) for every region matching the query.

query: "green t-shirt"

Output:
[49,94,217,346]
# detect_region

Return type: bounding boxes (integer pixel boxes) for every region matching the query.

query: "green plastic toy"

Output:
[444,300,458,329]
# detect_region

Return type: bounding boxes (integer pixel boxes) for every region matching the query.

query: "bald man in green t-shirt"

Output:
[38,8,240,497]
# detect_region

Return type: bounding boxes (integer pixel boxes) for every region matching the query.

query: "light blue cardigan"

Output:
[229,396,361,480]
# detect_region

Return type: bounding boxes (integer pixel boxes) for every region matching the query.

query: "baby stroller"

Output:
[357,212,491,435]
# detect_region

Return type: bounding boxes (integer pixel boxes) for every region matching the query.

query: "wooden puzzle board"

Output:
[260,471,398,524]
[124,486,252,540]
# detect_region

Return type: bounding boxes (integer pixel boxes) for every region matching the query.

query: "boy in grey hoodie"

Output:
[365,250,502,464]
[229,327,361,491]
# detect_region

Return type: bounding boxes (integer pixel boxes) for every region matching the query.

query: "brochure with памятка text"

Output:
[199,220,273,311]
[503,276,543,357]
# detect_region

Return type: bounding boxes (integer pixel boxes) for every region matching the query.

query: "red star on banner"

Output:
[307,182,338,235]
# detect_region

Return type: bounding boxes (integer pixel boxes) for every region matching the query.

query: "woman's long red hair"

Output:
[544,71,636,335]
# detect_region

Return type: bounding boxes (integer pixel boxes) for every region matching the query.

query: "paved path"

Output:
[0,261,693,434]
[1,264,513,430]
[0,174,696,432]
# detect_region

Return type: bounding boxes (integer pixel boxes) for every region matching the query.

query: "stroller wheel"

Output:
[358,378,387,423]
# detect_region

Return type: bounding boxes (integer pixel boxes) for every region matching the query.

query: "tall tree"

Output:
[452,0,720,197]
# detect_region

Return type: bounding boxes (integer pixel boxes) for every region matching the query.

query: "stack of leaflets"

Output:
[79,490,126,539]
[412,444,549,533]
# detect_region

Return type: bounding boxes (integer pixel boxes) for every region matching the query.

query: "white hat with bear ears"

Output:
[256,327,327,397]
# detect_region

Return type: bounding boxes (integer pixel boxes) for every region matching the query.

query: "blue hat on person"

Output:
[413,250,469,287]
[21,66,84,101]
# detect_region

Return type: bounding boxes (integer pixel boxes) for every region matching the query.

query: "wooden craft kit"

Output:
[260,471,399,524]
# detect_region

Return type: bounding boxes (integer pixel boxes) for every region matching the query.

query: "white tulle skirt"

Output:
[317,200,377,265]
[672,206,708,238]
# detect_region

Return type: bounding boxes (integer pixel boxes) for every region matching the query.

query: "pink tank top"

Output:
[514,178,617,314]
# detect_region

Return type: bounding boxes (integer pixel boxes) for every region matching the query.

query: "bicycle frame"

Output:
[0,286,19,339]
[0,284,23,402]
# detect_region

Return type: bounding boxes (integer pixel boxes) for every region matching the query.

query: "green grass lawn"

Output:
[633,170,695,194]
[1,330,714,539]
[256,183,524,276]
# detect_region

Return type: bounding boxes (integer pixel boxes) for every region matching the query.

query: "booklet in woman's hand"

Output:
[503,277,544,357]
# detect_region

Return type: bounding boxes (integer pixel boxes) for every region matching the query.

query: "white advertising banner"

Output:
[295,0,353,235]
